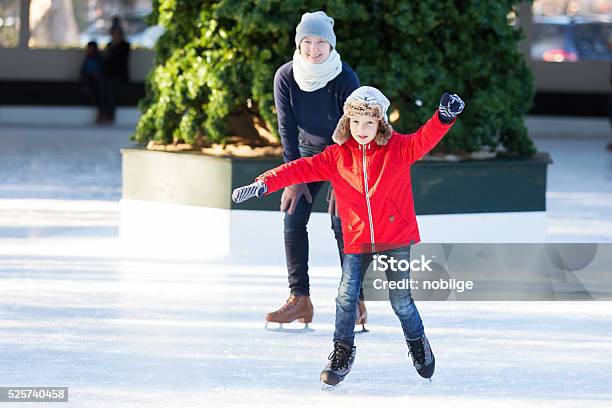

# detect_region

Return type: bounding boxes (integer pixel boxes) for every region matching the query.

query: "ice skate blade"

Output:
[321,382,343,391]
[354,324,369,334]
[264,321,314,333]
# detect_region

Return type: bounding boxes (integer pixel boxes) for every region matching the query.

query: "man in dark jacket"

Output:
[267,11,368,330]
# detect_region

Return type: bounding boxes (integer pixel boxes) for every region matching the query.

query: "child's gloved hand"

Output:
[438,92,465,123]
[232,180,268,203]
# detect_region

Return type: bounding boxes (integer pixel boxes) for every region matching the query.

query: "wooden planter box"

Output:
[119,148,551,259]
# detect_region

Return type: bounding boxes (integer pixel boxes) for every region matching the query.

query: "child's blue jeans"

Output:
[333,245,425,346]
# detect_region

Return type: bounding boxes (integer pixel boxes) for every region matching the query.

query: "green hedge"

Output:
[134,0,535,155]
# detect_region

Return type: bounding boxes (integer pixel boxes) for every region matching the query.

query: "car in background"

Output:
[531,15,611,62]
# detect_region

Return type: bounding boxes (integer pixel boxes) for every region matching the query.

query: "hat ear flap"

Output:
[332,115,351,145]
[375,121,393,146]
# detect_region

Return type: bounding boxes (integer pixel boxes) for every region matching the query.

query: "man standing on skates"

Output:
[268,11,368,330]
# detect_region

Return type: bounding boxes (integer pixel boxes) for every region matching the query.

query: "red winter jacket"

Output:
[257,112,454,254]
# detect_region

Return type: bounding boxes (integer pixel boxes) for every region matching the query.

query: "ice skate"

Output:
[354,299,369,333]
[406,334,435,380]
[320,342,356,387]
[264,294,314,332]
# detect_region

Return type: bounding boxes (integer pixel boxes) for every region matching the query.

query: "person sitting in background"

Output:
[80,41,105,124]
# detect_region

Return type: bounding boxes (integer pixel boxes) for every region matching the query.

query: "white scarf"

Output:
[292,49,342,92]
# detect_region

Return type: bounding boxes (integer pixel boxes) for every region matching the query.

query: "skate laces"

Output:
[278,296,299,312]
[408,337,426,365]
[328,343,351,370]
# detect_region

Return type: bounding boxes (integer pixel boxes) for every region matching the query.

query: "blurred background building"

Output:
[0,0,609,118]
[0,0,161,110]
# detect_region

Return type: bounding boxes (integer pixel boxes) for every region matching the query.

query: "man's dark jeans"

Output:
[284,181,344,296]
[284,145,364,300]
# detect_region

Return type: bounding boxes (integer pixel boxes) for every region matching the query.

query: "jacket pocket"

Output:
[388,198,410,227]
[340,205,364,237]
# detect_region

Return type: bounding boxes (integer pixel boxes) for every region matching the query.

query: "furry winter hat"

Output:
[295,11,336,49]
[332,86,394,145]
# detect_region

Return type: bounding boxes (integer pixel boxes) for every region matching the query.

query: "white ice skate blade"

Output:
[320,382,343,391]
[264,321,314,333]
[354,325,369,334]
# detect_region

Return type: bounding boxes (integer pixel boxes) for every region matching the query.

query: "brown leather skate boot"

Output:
[355,299,369,333]
[265,295,314,329]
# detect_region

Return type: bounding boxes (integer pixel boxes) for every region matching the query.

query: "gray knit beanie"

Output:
[295,11,336,49]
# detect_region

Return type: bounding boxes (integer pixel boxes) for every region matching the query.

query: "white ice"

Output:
[0,123,611,407]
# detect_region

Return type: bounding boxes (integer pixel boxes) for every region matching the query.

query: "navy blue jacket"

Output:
[273,61,360,163]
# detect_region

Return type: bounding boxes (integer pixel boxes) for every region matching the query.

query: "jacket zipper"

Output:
[361,145,375,252]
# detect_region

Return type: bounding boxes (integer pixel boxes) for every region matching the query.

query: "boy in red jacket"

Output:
[232,86,465,386]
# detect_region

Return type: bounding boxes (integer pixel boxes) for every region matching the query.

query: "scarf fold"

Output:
[292,49,342,92]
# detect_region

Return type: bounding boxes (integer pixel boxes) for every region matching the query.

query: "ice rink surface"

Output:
[0,124,611,407]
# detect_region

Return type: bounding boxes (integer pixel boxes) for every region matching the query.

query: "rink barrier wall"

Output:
[120,148,550,258]
[119,201,548,259]
[121,148,552,215]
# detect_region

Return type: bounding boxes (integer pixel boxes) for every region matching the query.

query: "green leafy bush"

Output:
[134,0,535,155]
